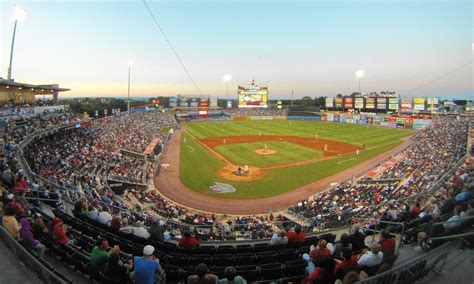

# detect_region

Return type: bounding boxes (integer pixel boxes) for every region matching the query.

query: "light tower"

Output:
[7,5,26,81]
[355,69,365,95]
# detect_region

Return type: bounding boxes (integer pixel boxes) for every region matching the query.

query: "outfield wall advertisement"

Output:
[376,98,387,110]
[355,98,364,109]
[325,98,334,108]
[365,98,375,109]
[344,98,354,109]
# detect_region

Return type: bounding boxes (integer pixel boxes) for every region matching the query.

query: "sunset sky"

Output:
[0,0,472,99]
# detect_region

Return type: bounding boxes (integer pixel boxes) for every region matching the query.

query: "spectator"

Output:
[379,230,395,261]
[111,215,122,231]
[97,205,112,226]
[357,244,383,268]
[305,256,336,284]
[461,199,474,217]
[149,219,165,241]
[335,247,358,279]
[218,266,247,284]
[119,218,134,234]
[133,245,164,284]
[287,225,305,244]
[270,231,288,246]
[414,231,428,252]
[310,239,331,264]
[19,217,46,258]
[90,238,120,272]
[333,233,351,259]
[2,206,20,238]
[87,205,99,221]
[349,224,366,253]
[179,231,199,249]
[31,213,50,239]
[443,205,463,231]
[104,251,131,283]
[133,221,150,239]
[52,218,70,245]
[455,188,471,202]
[187,263,218,284]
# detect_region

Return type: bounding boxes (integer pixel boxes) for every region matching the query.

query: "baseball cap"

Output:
[34,213,42,219]
[143,245,155,256]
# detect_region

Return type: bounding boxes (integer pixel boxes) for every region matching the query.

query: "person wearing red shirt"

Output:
[310,239,331,264]
[379,230,395,261]
[14,173,29,195]
[179,231,199,249]
[53,218,70,245]
[287,225,305,244]
[335,248,358,279]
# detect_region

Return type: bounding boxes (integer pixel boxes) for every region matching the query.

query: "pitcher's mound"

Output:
[255,149,277,155]
[217,165,266,182]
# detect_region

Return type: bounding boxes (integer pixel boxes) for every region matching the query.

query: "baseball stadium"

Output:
[0,1,473,284]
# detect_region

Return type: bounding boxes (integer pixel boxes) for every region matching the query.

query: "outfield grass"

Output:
[180,121,413,199]
[214,141,324,168]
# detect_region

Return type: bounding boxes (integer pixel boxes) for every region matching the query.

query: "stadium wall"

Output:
[0,227,70,284]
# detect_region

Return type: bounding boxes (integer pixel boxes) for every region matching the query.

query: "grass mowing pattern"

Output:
[180,121,413,199]
[214,141,324,168]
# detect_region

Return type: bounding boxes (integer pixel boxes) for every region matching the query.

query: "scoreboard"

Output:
[238,81,268,108]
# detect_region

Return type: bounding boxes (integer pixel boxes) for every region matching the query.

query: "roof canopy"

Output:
[0,79,70,93]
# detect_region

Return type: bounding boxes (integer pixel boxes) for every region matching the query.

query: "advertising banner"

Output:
[413,104,425,111]
[335,98,343,109]
[400,98,412,111]
[376,97,387,109]
[327,113,334,122]
[414,98,425,104]
[325,98,334,108]
[426,98,439,105]
[355,98,364,109]
[388,98,399,110]
[366,98,375,109]
[344,98,354,109]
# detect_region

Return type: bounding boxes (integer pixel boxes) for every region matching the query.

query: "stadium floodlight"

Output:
[355,69,365,94]
[128,60,134,115]
[223,74,232,100]
[12,5,26,22]
[7,5,26,81]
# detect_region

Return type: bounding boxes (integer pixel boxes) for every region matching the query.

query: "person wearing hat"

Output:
[133,245,163,284]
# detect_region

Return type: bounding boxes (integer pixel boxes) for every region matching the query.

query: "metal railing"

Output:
[428,216,474,238]
[357,241,455,284]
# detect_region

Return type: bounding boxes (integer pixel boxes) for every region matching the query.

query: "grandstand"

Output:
[0,104,472,283]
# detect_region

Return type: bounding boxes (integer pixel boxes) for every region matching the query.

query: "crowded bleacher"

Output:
[0,106,472,283]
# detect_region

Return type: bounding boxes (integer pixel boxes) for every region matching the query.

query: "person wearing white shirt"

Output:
[358,244,384,267]
[97,206,112,226]
[133,221,150,239]
[87,206,99,221]
[270,231,288,246]
[119,218,134,234]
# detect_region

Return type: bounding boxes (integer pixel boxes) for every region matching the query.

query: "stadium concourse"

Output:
[0,106,473,284]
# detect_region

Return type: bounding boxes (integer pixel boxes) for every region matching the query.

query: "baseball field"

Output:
[179,120,413,199]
